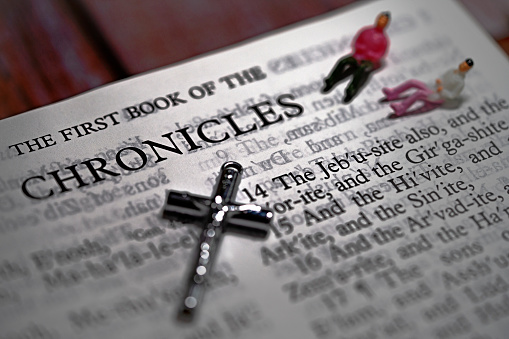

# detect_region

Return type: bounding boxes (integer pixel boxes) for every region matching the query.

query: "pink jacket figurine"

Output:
[322,12,390,103]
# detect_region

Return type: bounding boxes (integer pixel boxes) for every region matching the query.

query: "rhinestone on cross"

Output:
[162,161,273,321]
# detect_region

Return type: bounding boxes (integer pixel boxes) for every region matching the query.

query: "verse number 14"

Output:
[242,185,269,202]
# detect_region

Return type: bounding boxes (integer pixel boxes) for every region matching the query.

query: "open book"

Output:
[1,0,509,338]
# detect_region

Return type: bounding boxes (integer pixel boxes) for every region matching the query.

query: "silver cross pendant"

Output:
[162,161,273,321]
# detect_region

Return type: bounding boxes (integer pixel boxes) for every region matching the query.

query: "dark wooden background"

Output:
[1,0,508,120]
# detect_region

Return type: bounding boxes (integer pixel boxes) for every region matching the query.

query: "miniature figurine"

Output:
[321,11,391,103]
[382,58,474,117]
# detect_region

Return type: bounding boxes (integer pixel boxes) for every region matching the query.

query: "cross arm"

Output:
[162,191,272,238]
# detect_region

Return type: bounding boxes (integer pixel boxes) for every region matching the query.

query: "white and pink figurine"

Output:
[382,58,474,117]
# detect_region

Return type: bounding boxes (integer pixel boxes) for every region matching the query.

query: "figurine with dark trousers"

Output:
[321,12,390,103]
[382,58,474,117]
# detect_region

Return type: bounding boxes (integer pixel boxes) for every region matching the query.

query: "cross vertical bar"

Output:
[179,161,243,321]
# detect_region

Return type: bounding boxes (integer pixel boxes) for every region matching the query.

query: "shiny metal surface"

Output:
[162,161,272,321]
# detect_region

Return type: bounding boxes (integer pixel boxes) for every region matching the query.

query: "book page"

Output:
[1,0,509,338]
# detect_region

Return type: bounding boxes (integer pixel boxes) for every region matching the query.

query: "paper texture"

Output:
[1,1,509,338]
